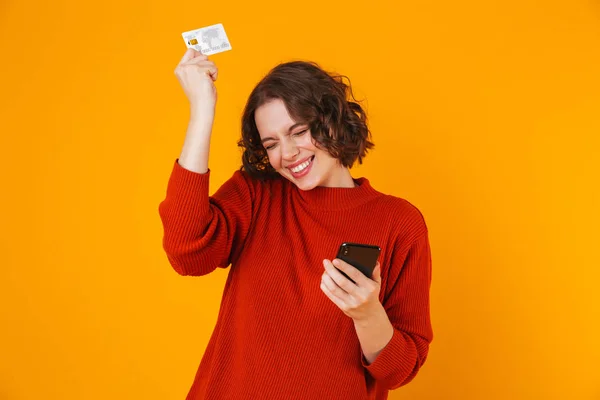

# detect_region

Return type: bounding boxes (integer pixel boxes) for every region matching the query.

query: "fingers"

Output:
[321,273,347,302]
[194,61,218,81]
[175,59,218,81]
[372,262,382,284]
[183,53,209,64]
[323,259,357,293]
[177,48,217,80]
[179,48,196,64]
[332,259,368,286]
[179,48,207,65]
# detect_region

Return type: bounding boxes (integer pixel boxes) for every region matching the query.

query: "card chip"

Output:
[189,38,198,45]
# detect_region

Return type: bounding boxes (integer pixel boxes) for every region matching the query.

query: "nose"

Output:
[280,137,299,160]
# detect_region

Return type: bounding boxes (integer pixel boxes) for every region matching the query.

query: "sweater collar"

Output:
[291,176,383,211]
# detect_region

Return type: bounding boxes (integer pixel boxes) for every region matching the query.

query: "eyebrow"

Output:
[260,123,305,144]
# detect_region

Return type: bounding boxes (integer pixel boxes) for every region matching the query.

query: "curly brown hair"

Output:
[237,60,375,180]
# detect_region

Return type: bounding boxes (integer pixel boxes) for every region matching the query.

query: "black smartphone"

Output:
[335,242,381,283]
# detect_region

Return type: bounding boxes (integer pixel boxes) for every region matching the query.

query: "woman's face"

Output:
[255,98,344,190]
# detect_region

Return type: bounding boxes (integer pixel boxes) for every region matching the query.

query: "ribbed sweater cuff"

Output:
[362,328,417,384]
[167,159,211,203]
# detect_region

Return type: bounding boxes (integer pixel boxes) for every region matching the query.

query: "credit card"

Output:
[181,23,232,55]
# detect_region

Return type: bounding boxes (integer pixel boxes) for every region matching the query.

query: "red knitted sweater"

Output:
[158,159,433,400]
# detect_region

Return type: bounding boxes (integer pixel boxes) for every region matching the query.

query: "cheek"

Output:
[314,148,337,169]
[267,150,281,170]
[307,135,327,155]
[305,134,318,148]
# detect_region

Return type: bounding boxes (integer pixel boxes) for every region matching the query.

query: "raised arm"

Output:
[158,48,255,275]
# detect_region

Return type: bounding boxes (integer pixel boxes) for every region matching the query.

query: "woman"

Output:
[158,48,433,400]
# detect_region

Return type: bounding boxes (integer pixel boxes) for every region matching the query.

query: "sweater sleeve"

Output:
[157,159,255,276]
[361,229,433,390]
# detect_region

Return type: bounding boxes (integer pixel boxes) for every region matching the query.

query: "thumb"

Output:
[372,261,382,284]
[179,48,196,64]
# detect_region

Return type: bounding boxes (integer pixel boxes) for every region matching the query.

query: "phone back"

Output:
[336,242,381,280]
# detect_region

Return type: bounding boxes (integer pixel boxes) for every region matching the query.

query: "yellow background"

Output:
[1,0,599,398]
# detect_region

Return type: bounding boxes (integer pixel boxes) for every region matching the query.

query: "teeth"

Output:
[291,157,312,173]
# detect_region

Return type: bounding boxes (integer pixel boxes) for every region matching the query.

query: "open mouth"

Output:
[288,155,314,178]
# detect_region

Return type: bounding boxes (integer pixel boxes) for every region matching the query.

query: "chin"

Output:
[294,180,317,191]
[280,171,319,190]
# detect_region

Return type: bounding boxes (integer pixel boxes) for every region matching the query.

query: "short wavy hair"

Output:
[237,60,375,180]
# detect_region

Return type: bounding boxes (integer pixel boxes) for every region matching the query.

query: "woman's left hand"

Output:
[320,258,383,322]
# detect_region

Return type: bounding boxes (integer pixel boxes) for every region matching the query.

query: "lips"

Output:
[287,155,314,178]
[286,155,313,170]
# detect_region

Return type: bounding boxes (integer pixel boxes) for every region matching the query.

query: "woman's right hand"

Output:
[174,48,219,118]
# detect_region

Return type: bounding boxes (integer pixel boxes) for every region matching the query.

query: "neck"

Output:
[292,175,382,211]
[320,166,356,188]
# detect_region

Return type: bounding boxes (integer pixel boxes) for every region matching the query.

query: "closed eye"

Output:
[264,129,308,150]
[293,129,308,137]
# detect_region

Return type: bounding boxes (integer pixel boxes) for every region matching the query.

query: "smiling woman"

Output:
[238,61,374,189]
[252,97,356,189]
[159,49,433,400]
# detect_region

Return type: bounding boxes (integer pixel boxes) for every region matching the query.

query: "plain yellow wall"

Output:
[1,0,599,398]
